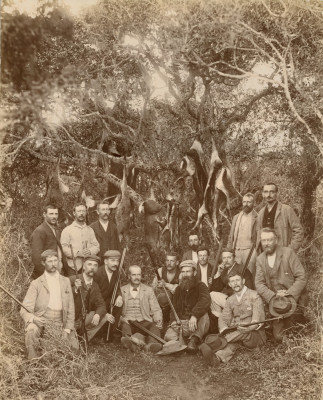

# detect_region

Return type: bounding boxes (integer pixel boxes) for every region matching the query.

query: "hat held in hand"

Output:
[269,294,297,319]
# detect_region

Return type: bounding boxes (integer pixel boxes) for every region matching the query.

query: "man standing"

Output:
[200,272,266,365]
[94,250,123,342]
[227,193,257,277]
[152,252,181,322]
[164,260,211,353]
[255,228,307,342]
[61,203,100,276]
[90,201,121,262]
[71,255,108,343]
[209,249,254,319]
[196,246,214,289]
[256,183,304,252]
[121,265,163,353]
[30,205,66,278]
[182,233,200,263]
[20,250,76,360]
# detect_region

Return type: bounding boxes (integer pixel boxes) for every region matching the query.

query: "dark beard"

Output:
[191,244,198,252]
[180,276,196,291]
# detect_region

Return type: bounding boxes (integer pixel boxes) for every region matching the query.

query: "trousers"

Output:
[164,313,210,342]
[122,320,161,344]
[75,311,108,342]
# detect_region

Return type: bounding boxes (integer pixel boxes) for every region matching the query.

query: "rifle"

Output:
[211,239,223,279]
[241,243,255,276]
[69,244,88,350]
[146,246,185,346]
[0,283,31,313]
[106,248,127,341]
[219,316,283,336]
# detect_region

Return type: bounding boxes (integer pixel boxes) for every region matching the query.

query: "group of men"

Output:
[22,183,307,366]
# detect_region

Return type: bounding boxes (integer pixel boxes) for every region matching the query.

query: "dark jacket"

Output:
[30,221,67,278]
[209,262,254,296]
[170,278,211,322]
[94,266,121,311]
[70,275,106,321]
[90,220,121,261]
[255,245,307,303]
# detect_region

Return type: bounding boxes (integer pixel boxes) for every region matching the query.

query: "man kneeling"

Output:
[200,272,266,365]
[20,250,77,360]
[121,265,163,353]
[164,260,211,353]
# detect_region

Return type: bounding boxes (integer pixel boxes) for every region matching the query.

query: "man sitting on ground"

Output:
[121,265,163,353]
[20,250,77,360]
[164,260,211,354]
[71,255,108,343]
[200,272,266,366]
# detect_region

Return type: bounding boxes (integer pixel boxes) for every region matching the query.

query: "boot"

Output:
[186,336,200,354]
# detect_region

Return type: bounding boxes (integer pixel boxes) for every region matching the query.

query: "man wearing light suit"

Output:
[20,250,77,360]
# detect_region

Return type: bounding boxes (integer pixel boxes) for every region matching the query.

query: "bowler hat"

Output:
[269,295,297,318]
[104,250,121,258]
[179,260,197,270]
[83,255,100,263]
[204,334,227,352]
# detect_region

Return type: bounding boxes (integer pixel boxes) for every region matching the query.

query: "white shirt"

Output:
[45,271,62,310]
[267,252,277,268]
[83,273,93,287]
[130,285,140,298]
[199,264,208,286]
[235,285,248,303]
[192,251,198,263]
[99,220,109,232]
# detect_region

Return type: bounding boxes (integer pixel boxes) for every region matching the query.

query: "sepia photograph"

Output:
[0,0,322,398]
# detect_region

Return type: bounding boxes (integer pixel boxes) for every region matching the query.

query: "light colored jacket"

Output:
[121,283,162,323]
[219,287,265,332]
[61,221,100,270]
[20,273,75,330]
[255,246,307,303]
[227,209,258,250]
[256,202,304,252]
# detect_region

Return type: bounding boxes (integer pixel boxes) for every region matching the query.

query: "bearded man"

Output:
[164,260,211,354]
[181,233,201,263]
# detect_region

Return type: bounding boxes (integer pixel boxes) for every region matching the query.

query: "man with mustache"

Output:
[20,250,77,360]
[256,183,304,253]
[61,203,100,276]
[120,265,163,353]
[200,272,266,366]
[209,249,254,320]
[227,193,257,278]
[94,250,123,343]
[255,228,307,342]
[181,233,200,263]
[164,260,211,354]
[31,205,67,278]
[71,255,108,343]
[90,201,121,262]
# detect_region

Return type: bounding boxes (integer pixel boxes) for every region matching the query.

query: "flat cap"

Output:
[83,254,100,262]
[103,250,121,258]
[179,260,197,270]
[41,249,58,260]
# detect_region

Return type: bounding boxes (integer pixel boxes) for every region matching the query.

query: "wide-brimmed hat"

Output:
[156,340,187,356]
[269,295,297,318]
[203,334,227,352]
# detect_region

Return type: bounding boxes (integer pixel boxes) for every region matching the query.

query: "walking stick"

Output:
[241,243,255,276]
[106,248,127,341]
[210,239,223,279]
[69,244,89,350]
[0,284,31,313]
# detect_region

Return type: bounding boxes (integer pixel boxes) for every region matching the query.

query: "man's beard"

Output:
[180,276,196,290]
[190,244,198,252]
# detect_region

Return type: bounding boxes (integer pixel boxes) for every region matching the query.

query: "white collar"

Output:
[83,273,93,285]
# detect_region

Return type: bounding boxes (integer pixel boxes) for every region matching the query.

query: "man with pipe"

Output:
[20,249,77,360]
[255,228,307,342]
[164,260,211,354]
[209,248,254,320]
[120,265,163,353]
[71,255,108,343]
[200,271,266,366]
[94,250,123,343]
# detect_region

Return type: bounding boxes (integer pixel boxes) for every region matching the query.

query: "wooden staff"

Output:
[210,239,223,278]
